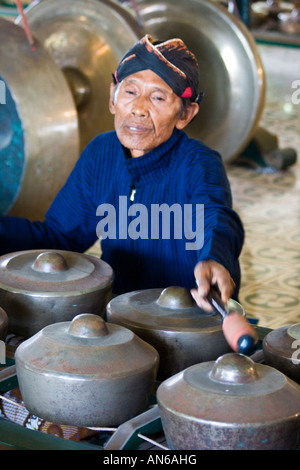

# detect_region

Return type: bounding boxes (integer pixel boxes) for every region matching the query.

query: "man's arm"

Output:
[0,143,99,256]
[186,146,244,307]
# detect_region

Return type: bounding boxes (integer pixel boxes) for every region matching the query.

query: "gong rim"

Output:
[0,18,79,220]
[16,0,142,151]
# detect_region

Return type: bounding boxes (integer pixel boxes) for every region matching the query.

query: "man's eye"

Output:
[125,89,136,95]
[153,95,165,102]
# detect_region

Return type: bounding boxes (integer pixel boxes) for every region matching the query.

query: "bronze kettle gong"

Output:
[157,353,300,450]
[0,307,8,341]
[106,286,245,380]
[0,249,114,337]
[15,313,159,427]
[263,323,300,384]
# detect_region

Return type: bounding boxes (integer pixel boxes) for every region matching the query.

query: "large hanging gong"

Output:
[130,0,265,162]
[0,18,79,221]
[16,0,142,151]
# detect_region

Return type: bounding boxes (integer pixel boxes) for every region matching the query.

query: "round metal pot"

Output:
[157,353,300,450]
[0,249,114,338]
[15,313,159,427]
[106,286,244,380]
[0,307,8,341]
[263,323,300,384]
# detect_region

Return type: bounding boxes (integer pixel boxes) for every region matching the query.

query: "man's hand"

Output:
[190,259,235,311]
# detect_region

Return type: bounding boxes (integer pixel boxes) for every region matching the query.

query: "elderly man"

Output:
[0,35,244,308]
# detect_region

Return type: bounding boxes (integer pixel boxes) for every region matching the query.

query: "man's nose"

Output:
[131,95,149,117]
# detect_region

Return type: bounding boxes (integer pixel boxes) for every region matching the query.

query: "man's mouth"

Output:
[125,124,152,133]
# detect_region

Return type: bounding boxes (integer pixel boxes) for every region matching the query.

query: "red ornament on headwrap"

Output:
[181,87,193,98]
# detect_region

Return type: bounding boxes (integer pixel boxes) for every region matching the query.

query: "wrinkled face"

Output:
[109,69,198,158]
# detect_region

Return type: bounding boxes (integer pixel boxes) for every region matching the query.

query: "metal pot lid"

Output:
[107,286,244,331]
[157,353,300,424]
[15,313,159,377]
[0,249,114,294]
[263,323,300,362]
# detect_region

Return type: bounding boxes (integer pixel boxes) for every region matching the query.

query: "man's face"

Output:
[109,69,198,158]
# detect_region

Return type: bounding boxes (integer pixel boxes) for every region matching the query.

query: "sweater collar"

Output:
[122,128,184,183]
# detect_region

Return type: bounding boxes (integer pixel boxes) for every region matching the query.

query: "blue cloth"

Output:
[0,129,244,296]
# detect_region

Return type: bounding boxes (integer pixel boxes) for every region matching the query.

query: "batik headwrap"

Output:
[113,34,203,103]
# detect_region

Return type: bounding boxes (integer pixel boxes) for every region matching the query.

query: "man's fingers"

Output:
[213,275,235,305]
[193,259,236,311]
[190,288,214,311]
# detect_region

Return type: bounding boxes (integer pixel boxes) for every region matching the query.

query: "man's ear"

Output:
[176,102,199,130]
[109,83,116,115]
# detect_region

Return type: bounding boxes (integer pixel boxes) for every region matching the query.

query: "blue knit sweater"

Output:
[0,129,244,295]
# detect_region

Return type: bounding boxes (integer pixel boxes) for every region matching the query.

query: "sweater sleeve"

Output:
[44,141,99,252]
[0,143,99,256]
[186,145,244,274]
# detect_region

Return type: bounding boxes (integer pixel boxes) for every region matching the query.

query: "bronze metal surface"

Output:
[0,307,8,341]
[263,323,300,384]
[157,353,300,450]
[106,286,244,380]
[16,0,142,151]
[15,313,159,426]
[0,18,79,221]
[129,0,266,162]
[0,249,114,337]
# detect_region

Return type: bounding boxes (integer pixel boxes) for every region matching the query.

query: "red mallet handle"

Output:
[16,0,36,51]
[206,288,258,355]
[222,312,258,354]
